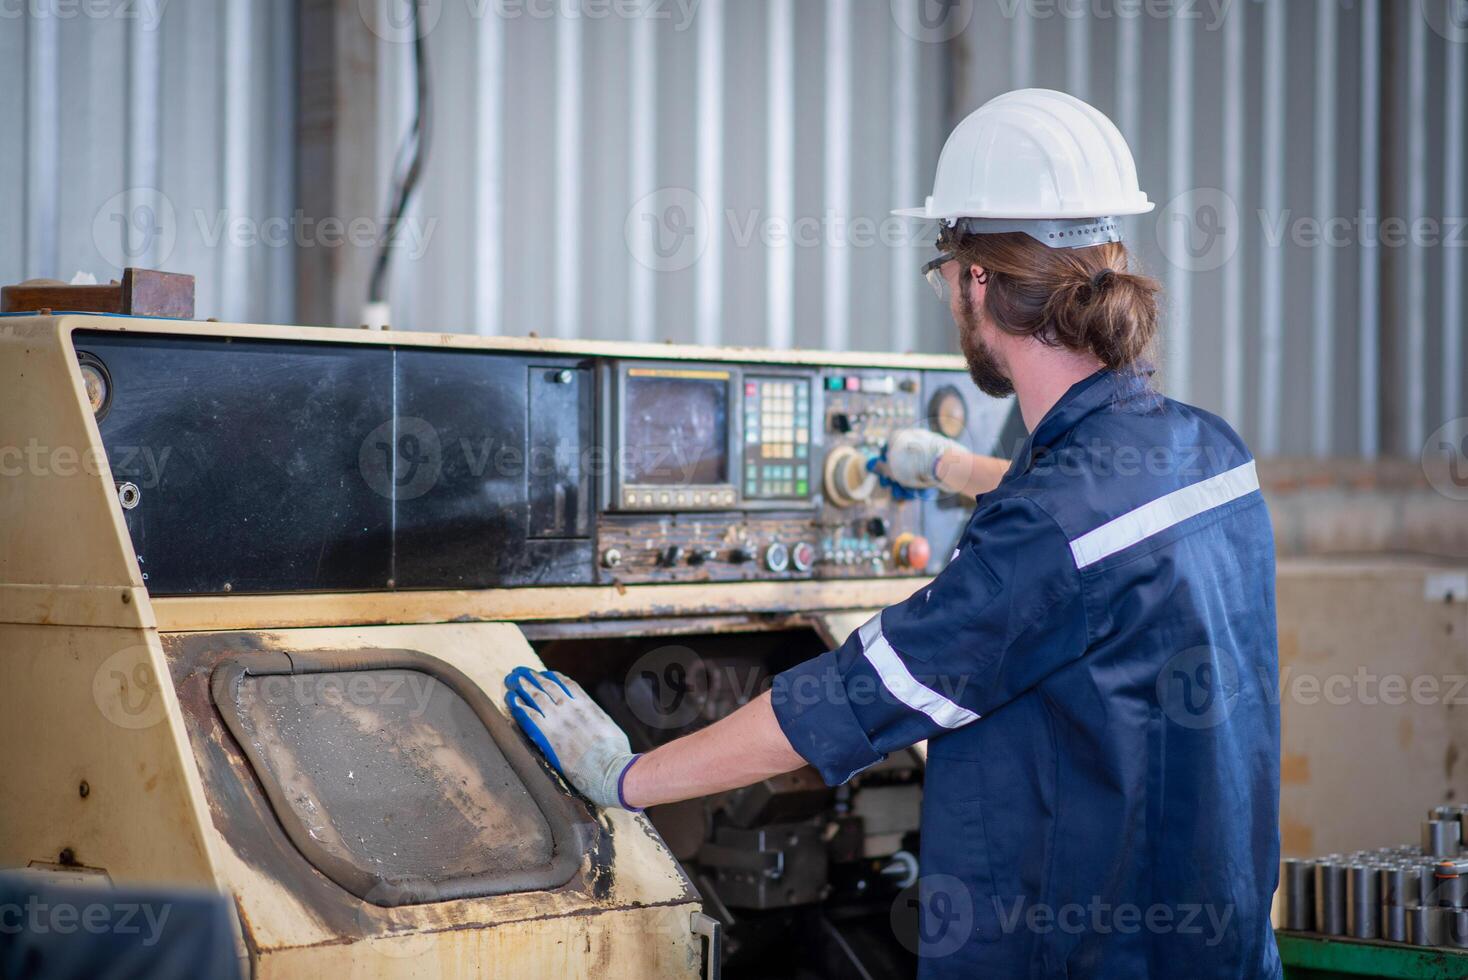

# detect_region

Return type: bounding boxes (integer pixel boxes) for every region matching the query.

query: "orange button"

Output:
[894,533,931,570]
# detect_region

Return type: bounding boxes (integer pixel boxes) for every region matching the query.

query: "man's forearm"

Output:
[620,690,808,808]
[936,448,1008,498]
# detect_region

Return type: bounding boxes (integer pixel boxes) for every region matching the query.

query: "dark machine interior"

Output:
[533,623,927,980]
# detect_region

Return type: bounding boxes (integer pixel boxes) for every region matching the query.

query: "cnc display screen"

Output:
[623,371,729,486]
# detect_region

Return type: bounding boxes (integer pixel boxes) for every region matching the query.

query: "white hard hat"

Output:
[895,88,1154,248]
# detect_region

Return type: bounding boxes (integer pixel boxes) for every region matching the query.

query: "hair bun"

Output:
[1089,268,1116,292]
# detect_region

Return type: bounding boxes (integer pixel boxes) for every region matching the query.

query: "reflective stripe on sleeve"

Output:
[857,613,980,729]
[1068,461,1260,569]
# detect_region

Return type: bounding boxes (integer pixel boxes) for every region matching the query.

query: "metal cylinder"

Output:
[1423,819,1461,858]
[1315,861,1348,936]
[1438,865,1467,909]
[1382,903,1408,943]
[1348,864,1379,938]
[1344,862,1379,938]
[1450,909,1468,949]
[1381,865,1411,906]
[1408,905,1444,947]
[1413,863,1442,907]
[1283,859,1316,931]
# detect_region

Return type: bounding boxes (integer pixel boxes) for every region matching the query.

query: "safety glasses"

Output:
[922,252,990,302]
[922,252,955,302]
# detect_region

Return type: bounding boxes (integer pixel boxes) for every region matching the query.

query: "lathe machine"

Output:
[0,311,1014,978]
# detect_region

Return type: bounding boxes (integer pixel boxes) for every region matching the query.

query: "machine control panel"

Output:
[76,328,1013,595]
[742,376,812,499]
[595,360,1002,586]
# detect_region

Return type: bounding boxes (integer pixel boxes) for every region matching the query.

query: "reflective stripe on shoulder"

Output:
[857,613,980,729]
[1067,460,1260,569]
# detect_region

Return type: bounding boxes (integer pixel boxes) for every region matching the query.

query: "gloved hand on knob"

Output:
[875,428,965,491]
[504,666,640,810]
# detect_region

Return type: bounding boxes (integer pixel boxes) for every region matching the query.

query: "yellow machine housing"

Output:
[0,314,1005,978]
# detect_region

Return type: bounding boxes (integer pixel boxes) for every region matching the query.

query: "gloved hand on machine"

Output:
[868,428,967,498]
[504,666,640,811]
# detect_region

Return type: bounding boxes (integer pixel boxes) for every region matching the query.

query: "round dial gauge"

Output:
[76,352,112,420]
[930,387,967,439]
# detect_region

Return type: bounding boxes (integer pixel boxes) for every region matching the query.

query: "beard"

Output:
[958,282,1014,397]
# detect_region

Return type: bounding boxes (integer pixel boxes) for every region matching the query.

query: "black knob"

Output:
[729,546,755,564]
[865,516,889,538]
[688,548,717,565]
[659,545,685,567]
[831,412,853,433]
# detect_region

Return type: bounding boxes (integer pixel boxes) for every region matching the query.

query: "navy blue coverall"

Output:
[772,369,1282,978]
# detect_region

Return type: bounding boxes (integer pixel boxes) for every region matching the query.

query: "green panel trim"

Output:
[1277,931,1468,980]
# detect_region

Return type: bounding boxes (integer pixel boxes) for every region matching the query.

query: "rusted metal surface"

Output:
[149,577,928,633]
[212,649,588,906]
[518,612,813,642]
[159,624,701,975]
[1,270,195,318]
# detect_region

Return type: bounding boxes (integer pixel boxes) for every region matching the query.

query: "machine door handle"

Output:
[691,911,722,980]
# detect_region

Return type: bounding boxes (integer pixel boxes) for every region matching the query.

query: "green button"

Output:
[796,480,808,495]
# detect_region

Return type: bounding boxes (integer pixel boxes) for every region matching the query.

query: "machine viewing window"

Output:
[623,369,730,486]
[211,649,588,907]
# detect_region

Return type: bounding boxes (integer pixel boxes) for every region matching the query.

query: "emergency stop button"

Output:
[892,533,930,571]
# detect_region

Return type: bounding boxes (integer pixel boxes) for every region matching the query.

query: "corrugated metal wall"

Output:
[4,0,1464,460]
[954,0,1467,458]
[363,0,953,361]
[0,0,296,326]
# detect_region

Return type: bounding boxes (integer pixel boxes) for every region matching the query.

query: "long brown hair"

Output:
[940,230,1161,372]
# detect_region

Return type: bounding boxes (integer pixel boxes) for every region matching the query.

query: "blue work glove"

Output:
[504,666,640,810]
[868,427,963,501]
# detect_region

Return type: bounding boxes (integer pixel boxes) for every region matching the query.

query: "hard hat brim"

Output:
[892,203,1156,221]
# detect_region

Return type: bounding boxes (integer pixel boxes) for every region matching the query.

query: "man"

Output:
[505,89,1281,977]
